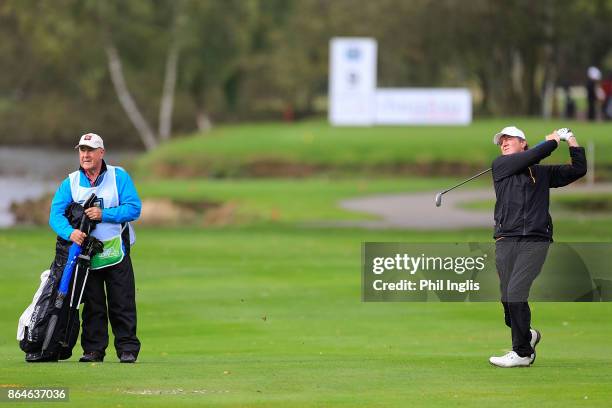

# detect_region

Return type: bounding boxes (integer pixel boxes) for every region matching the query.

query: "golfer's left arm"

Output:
[98,168,141,223]
[546,136,587,188]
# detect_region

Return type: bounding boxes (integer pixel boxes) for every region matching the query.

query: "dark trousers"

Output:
[81,255,140,358]
[495,238,550,357]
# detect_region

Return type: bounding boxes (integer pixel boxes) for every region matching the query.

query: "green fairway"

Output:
[2,227,612,407]
[135,119,612,179]
[2,117,611,407]
[137,177,488,224]
[134,176,612,240]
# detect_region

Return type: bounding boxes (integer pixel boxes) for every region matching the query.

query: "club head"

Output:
[435,192,442,207]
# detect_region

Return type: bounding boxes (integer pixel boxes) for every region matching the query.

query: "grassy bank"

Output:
[136,177,486,224]
[135,119,612,179]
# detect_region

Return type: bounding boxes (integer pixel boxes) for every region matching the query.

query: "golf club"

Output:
[435,168,491,207]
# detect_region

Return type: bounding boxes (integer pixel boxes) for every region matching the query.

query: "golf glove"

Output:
[556,128,574,142]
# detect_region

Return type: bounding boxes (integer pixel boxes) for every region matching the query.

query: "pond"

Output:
[0,146,137,227]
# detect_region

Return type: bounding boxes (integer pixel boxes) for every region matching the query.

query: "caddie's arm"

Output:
[49,178,84,243]
[100,168,142,223]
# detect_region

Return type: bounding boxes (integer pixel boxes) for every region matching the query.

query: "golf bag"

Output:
[18,197,102,362]
[18,256,82,361]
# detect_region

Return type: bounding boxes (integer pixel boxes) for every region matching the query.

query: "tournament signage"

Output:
[375,88,472,125]
[328,38,377,126]
[329,37,472,126]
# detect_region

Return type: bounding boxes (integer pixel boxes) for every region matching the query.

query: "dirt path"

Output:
[338,183,612,230]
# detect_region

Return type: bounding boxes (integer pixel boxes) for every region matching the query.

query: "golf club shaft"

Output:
[62,263,81,346]
[63,266,90,347]
[442,168,491,194]
[69,264,80,308]
[77,268,89,307]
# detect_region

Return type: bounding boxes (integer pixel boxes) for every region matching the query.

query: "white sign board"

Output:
[375,88,472,125]
[328,37,473,126]
[328,38,377,126]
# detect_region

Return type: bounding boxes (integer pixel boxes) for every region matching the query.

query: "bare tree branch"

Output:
[105,43,158,151]
[159,44,179,141]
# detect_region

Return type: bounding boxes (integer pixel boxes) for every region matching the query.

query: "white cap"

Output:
[588,66,602,81]
[75,133,104,150]
[493,126,526,145]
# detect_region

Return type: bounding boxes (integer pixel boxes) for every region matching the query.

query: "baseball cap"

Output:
[588,66,602,81]
[493,126,526,145]
[75,133,104,150]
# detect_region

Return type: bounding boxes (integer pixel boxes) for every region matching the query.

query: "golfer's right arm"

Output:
[49,178,85,245]
[492,140,558,180]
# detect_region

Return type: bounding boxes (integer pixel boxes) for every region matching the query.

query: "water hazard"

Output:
[0,147,136,227]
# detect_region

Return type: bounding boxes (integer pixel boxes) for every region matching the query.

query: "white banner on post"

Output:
[328,38,377,126]
[328,37,473,126]
[375,88,472,125]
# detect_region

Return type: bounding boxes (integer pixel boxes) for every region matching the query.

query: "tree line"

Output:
[0,0,610,149]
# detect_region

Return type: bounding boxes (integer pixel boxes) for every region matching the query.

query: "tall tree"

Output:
[179,0,256,131]
[90,0,186,150]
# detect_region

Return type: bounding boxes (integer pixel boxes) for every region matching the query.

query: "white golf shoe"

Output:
[489,351,534,368]
[530,329,541,349]
[529,329,541,365]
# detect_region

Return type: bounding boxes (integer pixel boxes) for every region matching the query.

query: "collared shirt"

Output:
[49,160,141,241]
[81,161,108,187]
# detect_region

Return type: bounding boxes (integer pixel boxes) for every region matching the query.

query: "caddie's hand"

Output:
[545,132,560,144]
[85,207,102,221]
[70,229,87,246]
[555,128,574,142]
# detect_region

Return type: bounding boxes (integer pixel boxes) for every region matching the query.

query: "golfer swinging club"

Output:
[488,126,586,368]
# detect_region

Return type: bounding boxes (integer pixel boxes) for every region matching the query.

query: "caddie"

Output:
[49,132,141,363]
